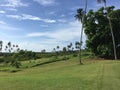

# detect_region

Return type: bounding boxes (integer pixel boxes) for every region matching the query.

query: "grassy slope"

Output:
[0,57,120,90]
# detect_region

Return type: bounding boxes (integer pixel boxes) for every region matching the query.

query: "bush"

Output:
[0,58,4,63]
[73,54,78,57]
[61,56,69,60]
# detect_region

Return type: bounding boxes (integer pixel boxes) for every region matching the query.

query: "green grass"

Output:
[0,57,120,90]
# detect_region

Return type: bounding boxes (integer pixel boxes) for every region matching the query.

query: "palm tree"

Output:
[67,45,70,52]
[56,46,60,52]
[7,42,11,53]
[53,48,56,54]
[75,0,88,64]
[97,0,117,60]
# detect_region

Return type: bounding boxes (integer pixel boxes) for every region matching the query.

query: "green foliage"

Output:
[0,57,4,63]
[13,50,38,61]
[11,59,21,68]
[84,6,120,59]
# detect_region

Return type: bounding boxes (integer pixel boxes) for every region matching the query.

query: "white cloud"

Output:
[40,24,49,27]
[24,21,87,51]
[57,19,66,23]
[43,19,56,23]
[6,14,56,23]
[0,10,6,14]
[7,14,41,21]
[0,24,20,31]
[6,8,17,11]
[33,0,56,6]
[22,14,42,21]
[0,0,29,8]
[60,14,65,17]
[48,11,55,15]
[26,21,84,42]
[27,33,46,37]
[18,41,62,52]
[0,21,86,52]
[0,21,7,24]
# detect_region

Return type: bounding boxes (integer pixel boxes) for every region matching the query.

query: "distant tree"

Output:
[75,41,80,50]
[53,48,56,53]
[63,47,67,53]
[7,42,11,53]
[41,49,46,53]
[67,45,70,51]
[11,59,21,68]
[72,47,74,52]
[67,43,72,52]
[56,46,60,52]
[70,43,73,51]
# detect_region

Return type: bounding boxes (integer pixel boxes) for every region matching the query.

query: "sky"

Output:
[0,0,120,52]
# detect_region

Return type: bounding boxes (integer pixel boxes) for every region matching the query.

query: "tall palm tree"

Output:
[97,0,117,60]
[75,0,88,64]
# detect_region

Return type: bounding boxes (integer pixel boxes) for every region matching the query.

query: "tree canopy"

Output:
[84,6,120,59]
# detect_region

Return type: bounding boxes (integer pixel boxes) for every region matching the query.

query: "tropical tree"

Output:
[84,6,120,59]
[11,58,21,68]
[67,45,70,52]
[63,47,67,54]
[7,41,11,53]
[75,0,88,64]
[53,48,56,53]
[75,41,80,50]
[56,46,60,52]
[97,0,117,60]
[41,49,46,53]
[70,43,72,49]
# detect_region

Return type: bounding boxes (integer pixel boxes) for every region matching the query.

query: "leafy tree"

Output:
[11,58,21,68]
[97,0,117,59]
[84,6,120,59]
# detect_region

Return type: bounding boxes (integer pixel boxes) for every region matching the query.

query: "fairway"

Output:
[0,59,120,90]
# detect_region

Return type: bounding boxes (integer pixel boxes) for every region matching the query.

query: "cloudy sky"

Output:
[0,0,120,52]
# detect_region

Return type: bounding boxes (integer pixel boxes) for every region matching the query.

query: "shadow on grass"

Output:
[32,57,69,67]
[0,69,21,73]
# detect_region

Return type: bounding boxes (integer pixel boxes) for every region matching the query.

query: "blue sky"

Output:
[0,0,120,52]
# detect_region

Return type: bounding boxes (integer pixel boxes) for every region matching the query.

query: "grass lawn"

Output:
[0,57,120,90]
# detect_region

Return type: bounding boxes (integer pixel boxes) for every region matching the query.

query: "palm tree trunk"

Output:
[79,0,88,64]
[104,2,117,60]
[79,25,84,64]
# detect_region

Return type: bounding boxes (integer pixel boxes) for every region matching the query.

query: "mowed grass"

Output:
[0,58,120,90]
